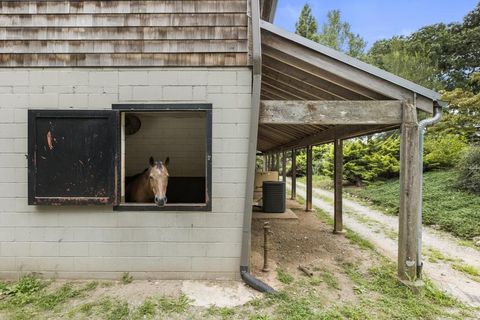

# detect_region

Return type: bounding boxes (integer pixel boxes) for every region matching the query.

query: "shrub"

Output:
[456,147,480,194]
[423,134,468,170]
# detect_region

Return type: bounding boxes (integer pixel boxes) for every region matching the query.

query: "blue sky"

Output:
[274,0,478,48]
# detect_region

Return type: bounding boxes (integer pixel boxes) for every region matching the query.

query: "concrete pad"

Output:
[181,280,260,307]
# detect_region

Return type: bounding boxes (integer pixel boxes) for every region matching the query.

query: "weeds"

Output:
[206,306,235,319]
[158,294,191,313]
[320,271,339,290]
[345,229,375,250]
[121,272,133,284]
[276,269,294,284]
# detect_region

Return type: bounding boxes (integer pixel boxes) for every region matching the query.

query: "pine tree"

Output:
[295,3,319,41]
[317,10,366,58]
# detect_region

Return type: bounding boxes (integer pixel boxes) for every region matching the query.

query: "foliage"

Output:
[319,135,400,185]
[158,294,191,313]
[121,272,133,284]
[276,269,294,284]
[295,5,366,58]
[367,3,480,91]
[295,3,318,41]
[430,73,480,143]
[317,10,367,58]
[423,134,469,170]
[346,170,480,240]
[366,37,442,90]
[456,147,480,194]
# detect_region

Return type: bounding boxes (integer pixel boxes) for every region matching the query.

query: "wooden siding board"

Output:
[0,1,247,15]
[0,0,249,67]
[0,40,249,54]
[0,26,248,40]
[0,53,248,67]
[0,13,248,27]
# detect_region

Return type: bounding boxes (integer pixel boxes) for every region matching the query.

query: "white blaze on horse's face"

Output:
[148,157,169,207]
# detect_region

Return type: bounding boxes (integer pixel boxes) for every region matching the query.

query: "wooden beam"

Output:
[398,102,421,283]
[334,139,344,234]
[291,149,297,200]
[262,34,434,113]
[306,145,313,212]
[260,100,403,125]
[282,150,287,182]
[264,124,394,152]
[262,51,383,100]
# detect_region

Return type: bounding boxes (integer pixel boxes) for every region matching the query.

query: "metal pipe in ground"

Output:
[262,221,271,272]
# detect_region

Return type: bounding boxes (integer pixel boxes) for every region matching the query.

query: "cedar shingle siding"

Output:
[0,0,249,66]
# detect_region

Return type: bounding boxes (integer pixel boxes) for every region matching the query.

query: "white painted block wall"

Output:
[0,67,252,280]
[125,112,206,177]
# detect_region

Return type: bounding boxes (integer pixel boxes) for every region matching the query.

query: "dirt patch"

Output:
[250,200,376,305]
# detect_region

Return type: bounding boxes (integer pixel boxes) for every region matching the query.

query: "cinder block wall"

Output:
[0,67,252,280]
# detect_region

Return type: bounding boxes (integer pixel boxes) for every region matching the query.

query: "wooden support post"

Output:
[291,149,297,200]
[263,154,267,172]
[398,102,421,286]
[276,153,280,172]
[306,145,313,212]
[282,151,287,182]
[334,139,345,234]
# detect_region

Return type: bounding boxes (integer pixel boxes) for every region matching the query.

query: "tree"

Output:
[366,37,442,90]
[430,73,480,144]
[368,2,480,91]
[295,3,319,41]
[317,10,367,58]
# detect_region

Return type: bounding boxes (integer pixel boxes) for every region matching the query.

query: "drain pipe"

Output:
[416,101,443,278]
[240,0,276,294]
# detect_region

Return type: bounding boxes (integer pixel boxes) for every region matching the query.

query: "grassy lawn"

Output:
[345,170,480,241]
[0,237,476,319]
[297,170,479,241]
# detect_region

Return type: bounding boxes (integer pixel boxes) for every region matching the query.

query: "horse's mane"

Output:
[125,168,148,185]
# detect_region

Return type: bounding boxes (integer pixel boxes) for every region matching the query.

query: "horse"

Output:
[126,156,170,206]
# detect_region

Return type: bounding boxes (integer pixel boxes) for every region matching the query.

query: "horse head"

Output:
[148,156,170,207]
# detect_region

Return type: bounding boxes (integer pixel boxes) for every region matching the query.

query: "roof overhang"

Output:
[260,0,278,22]
[258,21,442,153]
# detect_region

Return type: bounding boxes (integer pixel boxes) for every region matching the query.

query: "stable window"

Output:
[28,104,212,211]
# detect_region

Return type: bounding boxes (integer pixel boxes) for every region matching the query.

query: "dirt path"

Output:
[291,180,480,307]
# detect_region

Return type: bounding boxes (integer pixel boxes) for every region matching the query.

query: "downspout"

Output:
[416,101,443,278]
[240,0,275,293]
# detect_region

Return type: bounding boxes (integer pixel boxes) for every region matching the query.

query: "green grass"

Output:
[276,269,294,284]
[424,247,459,263]
[121,272,133,284]
[452,262,480,282]
[345,170,480,241]
[297,175,333,190]
[319,271,339,290]
[206,306,236,319]
[158,294,191,313]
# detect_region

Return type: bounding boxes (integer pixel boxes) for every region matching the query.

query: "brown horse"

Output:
[126,156,170,206]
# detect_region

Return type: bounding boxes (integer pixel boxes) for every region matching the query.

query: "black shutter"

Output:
[28,110,119,205]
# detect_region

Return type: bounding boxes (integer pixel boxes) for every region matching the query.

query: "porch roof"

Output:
[258,21,441,152]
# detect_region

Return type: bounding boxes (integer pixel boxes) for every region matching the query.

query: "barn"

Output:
[0,0,442,287]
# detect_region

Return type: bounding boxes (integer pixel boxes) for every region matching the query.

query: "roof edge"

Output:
[260,0,278,22]
[260,20,441,102]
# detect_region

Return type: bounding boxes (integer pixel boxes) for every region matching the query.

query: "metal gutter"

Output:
[240,0,275,293]
[260,20,442,103]
[416,102,442,277]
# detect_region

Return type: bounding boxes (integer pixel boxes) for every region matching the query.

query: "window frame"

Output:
[112,104,212,212]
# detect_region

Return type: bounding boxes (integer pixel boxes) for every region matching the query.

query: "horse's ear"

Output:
[164,157,170,167]
[149,156,154,166]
